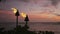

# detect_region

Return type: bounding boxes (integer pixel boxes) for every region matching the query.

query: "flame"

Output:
[11,8,17,13]
[20,12,26,18]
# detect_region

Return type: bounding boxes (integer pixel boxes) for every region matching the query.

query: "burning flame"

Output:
[20,12,26,18]
[11,8,17,14]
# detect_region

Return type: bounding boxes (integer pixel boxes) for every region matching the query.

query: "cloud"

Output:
[51,0,60,6]
[19,0,30,2]
[0,0,6,2]
[51,0,57,6]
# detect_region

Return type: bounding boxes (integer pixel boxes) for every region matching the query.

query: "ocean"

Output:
[0,22,60,34]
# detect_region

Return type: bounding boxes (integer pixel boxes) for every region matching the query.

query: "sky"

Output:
[0,0,60,22]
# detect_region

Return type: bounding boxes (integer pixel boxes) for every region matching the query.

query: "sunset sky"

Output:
[0,0,60,22]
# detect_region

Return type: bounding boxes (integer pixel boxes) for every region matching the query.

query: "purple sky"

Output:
[0,0,60,22]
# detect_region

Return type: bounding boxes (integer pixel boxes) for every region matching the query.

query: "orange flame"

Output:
[11,8,17,14]
[20,12,26,18]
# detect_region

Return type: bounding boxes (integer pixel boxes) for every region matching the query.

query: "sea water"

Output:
[0,22,60,34]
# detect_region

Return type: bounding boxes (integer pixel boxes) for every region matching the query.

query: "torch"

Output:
[20,13,29,25]
[24,15,29,29]
[20,13,29,29]
[24,15,29,25]
[11,8,20,28]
